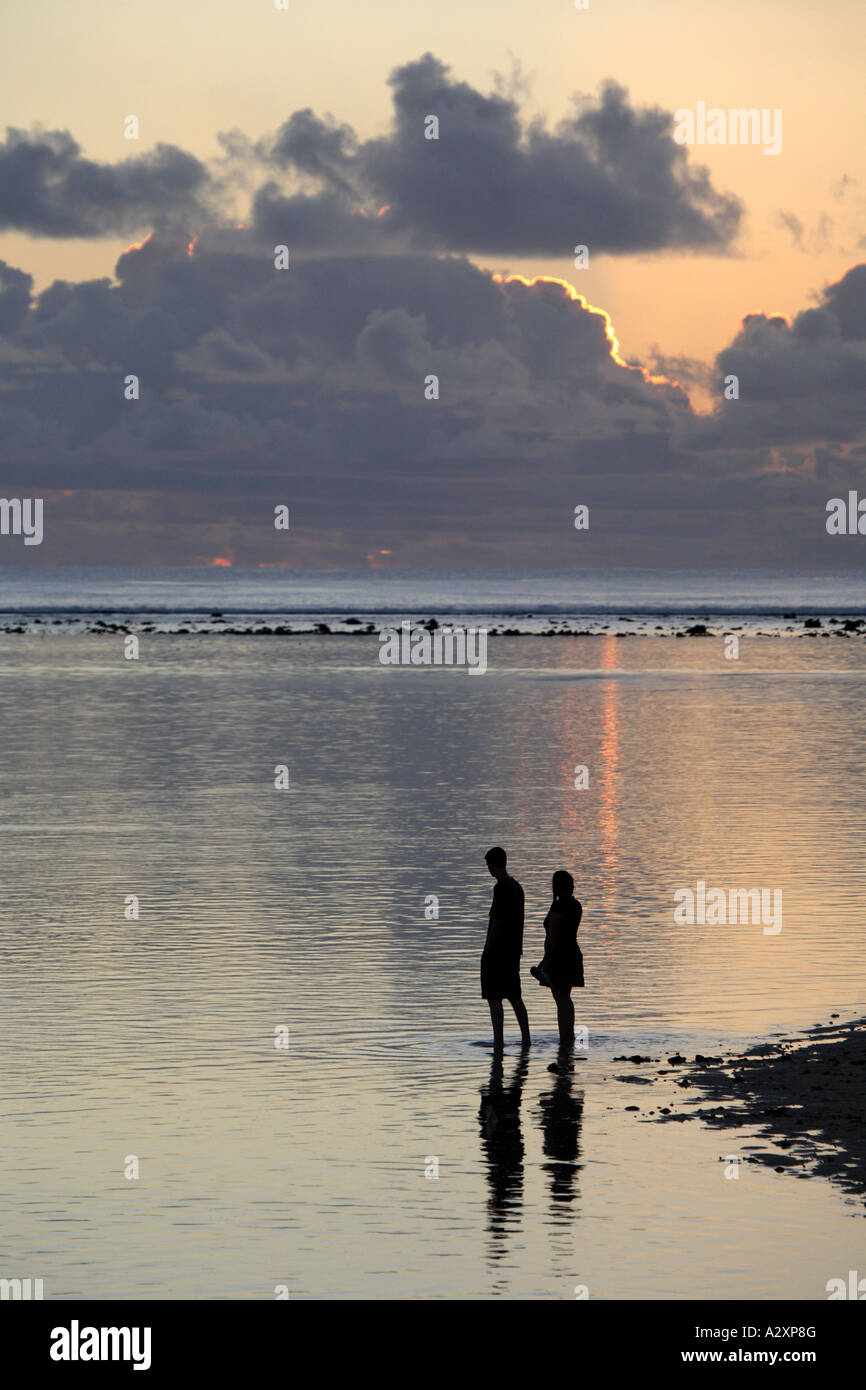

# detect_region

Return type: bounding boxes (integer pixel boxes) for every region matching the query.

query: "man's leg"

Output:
[509,995,531,1047]
[488,999,505,1054]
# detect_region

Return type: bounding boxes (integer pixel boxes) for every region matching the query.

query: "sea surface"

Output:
[1,564,866,634]
[2,594,866,1297]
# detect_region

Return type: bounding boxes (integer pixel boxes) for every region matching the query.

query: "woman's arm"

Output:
[541,908,564,967]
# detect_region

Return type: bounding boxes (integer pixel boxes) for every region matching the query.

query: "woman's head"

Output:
[552,870,574,897]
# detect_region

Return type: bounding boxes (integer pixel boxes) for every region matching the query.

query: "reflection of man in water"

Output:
[478,1051,528,1254]
[480,847,531,1054]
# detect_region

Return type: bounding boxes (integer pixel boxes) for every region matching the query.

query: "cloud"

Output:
[177,328,286,378]
[2,57,864,568]
[776,210,832,254]
[0,128,215,237]
[0,260,33,332]
[3,229,865,566]
[1,55,741,259]
[0,234,688,495]
[695,264,866,450]
[257,54,742,257]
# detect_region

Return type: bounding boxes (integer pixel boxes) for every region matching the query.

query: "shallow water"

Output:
[2,633,865,1298]
[3,563,866,636]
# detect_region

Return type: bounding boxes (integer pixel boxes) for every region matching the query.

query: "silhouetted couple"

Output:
[480,846,584,1055]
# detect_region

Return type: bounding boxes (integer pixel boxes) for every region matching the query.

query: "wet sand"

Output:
[642,1017,866,1207]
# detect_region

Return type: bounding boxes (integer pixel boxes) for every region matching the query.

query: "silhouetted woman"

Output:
[531,870,583,1047]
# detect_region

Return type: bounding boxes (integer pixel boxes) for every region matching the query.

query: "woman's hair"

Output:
[552,870,574,896]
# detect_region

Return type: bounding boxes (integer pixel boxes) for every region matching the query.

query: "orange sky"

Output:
[2,0,864,372]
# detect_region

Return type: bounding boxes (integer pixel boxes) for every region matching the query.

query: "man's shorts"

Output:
[480,961,522,1001]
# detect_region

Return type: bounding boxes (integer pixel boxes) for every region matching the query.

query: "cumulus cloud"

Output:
[3,56,864,566]
[0,260,33,332]
[0,233,688,499]
[2,224,865,565]
[692,264,866,450]
[1,55,741,258]
[0,128,215,237]
[256,54,743,256]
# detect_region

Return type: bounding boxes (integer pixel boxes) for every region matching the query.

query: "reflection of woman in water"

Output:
[538,1064,584,1212]
[531,870,584,1047]
[478,1052,528,1255]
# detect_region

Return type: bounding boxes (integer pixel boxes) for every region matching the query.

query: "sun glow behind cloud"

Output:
[493,273,683,392]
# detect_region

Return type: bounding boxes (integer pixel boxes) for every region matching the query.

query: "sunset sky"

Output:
[1,0,865,567]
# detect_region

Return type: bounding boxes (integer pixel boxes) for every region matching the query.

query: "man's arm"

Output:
[485,917,505,948]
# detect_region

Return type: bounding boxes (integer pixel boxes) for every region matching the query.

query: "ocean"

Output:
[1,568,865,1297]
[1,565,865,633]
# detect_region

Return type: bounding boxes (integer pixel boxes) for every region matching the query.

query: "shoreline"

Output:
[1,616,866,639]
[637,1017,866,1208]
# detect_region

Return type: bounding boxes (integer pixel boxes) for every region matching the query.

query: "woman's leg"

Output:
[509,994,531,1047]
[553,988,574,1046]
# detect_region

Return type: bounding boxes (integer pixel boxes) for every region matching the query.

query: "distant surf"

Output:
[0,565,865,636]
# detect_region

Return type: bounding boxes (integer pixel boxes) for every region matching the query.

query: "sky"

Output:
[1,0,865,568]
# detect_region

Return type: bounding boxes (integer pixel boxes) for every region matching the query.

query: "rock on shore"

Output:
[656,1017,866,1206]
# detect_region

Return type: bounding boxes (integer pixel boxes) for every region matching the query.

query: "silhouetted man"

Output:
[481,847,531,1053]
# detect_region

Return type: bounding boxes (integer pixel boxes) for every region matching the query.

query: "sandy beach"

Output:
[620,1018,866,1207]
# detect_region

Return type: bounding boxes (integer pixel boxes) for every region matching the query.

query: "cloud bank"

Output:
[0,57,861,567]
[0,55,741,256]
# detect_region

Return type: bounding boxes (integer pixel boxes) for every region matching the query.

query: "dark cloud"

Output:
[2,229,864,566]
[258,54,742,257]
[693,264,866,450]
[822,264,866,340]
[0,128,214,237]
[0,260,33,332]
[0,234,690,510]
[1,55,741,258]
[264,110,359,197]
[2,55,864,567]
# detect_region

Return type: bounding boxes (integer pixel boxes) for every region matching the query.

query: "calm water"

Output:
[2,632,865,1299]
[3,565,866,633]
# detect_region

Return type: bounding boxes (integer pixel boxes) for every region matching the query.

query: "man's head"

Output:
[485,846,507,878]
